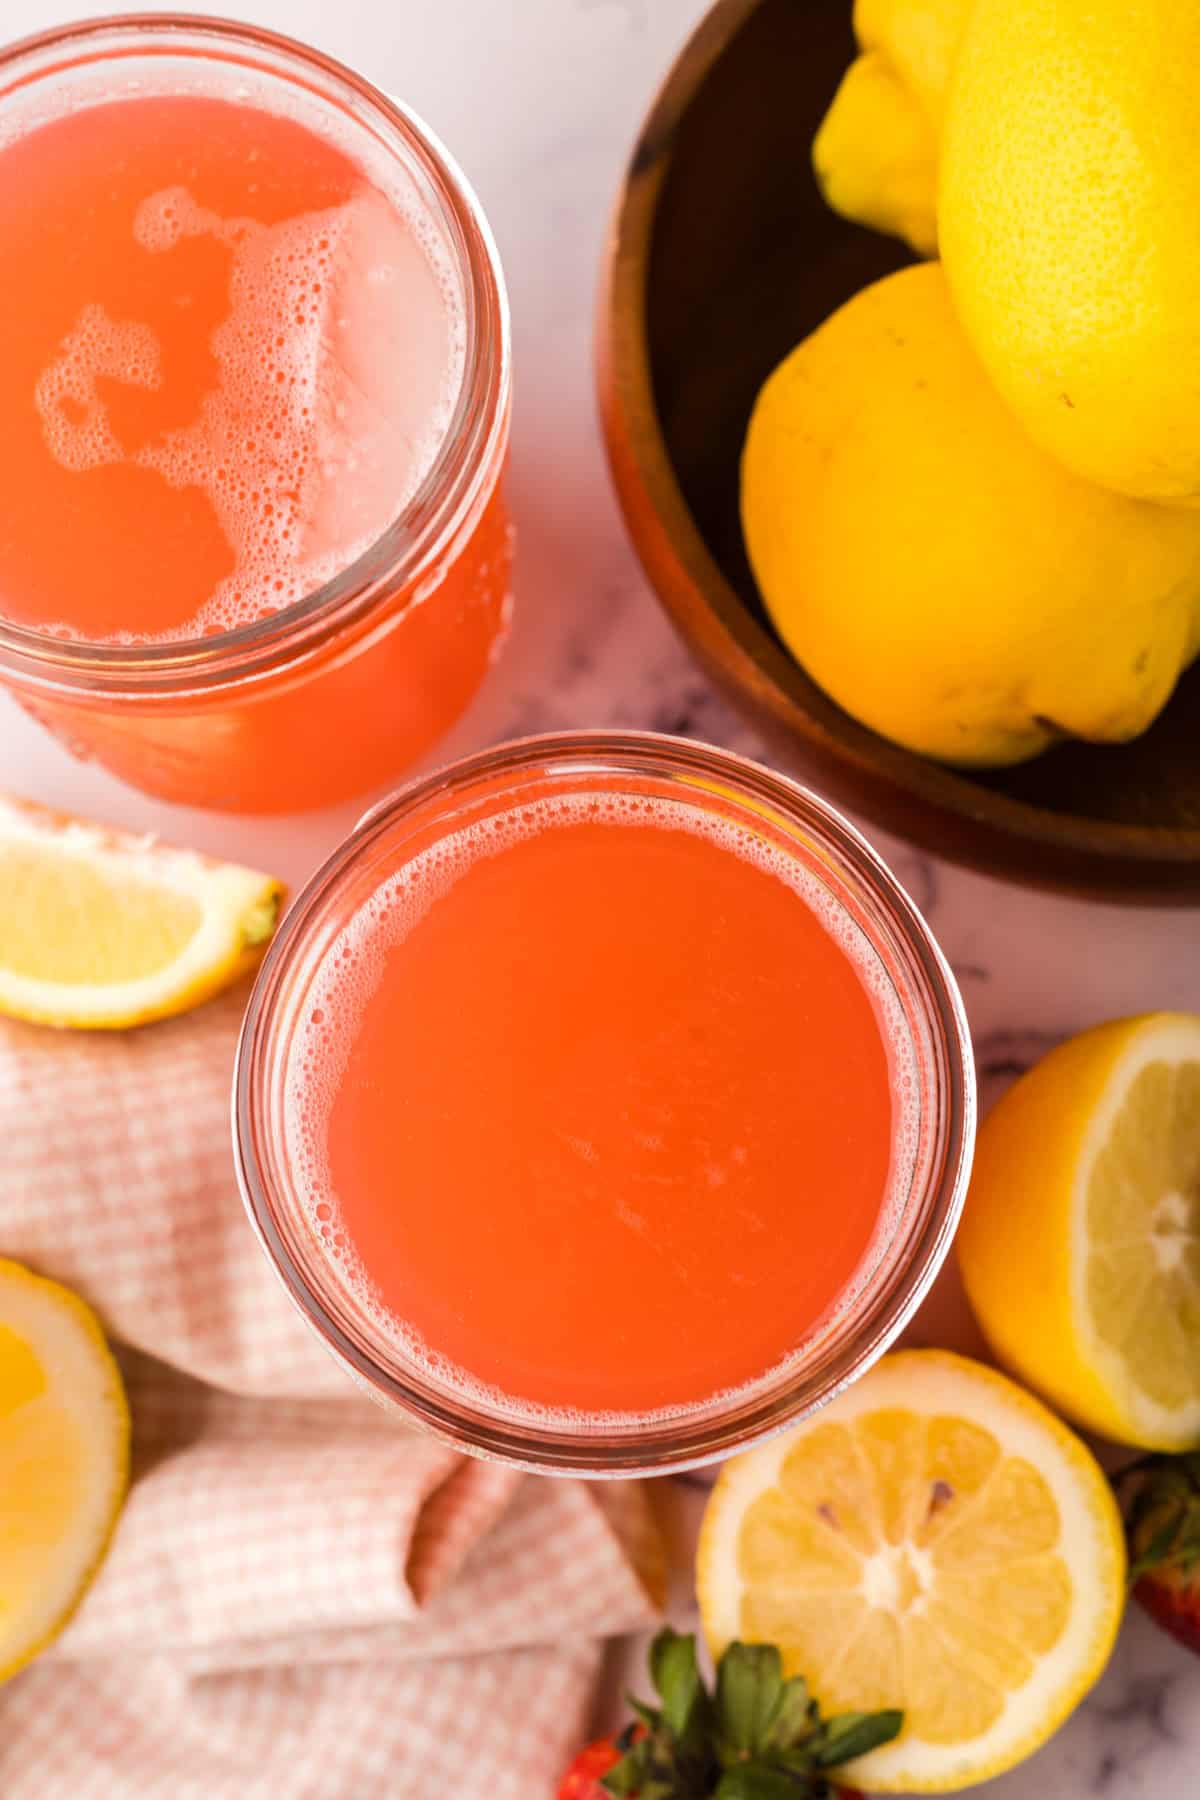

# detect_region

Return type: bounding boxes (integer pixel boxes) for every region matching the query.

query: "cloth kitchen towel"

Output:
[0,990,664,1798]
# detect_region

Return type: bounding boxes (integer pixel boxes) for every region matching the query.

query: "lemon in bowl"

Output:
[741,261,1200,770]
[940,0,1200,504]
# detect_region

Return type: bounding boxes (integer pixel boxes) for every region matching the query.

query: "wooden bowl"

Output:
[598,0,1200,900]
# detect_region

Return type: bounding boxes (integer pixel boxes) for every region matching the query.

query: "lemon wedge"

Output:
[958,1012,1200,1452]
[0,1258,130,1683]
[0,795,283,1029]
[697,1350,1124,1791]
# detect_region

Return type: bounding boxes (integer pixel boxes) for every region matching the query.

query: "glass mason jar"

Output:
[0,16,511,813]
[235,732,975,1477]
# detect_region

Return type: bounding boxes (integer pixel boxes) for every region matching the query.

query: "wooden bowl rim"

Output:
[597,0,1200,895]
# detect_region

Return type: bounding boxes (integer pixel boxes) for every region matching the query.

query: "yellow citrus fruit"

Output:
[812,0,970,254]
[813,52,939,256]
[854,0,967,126]
[958,1013,1200,1452]
[0,795,284,1029]
[0,1258,130,1683]
[940,0,1200,503]
[697,1349,1125,1792]
[740,262,1200,767]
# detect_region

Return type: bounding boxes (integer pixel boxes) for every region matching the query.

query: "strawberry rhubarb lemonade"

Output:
[237,736,973,1472]
[0,19,510,811]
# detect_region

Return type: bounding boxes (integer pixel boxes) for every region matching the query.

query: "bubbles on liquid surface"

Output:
[28,89,465,643]
[281,792,924,1429]
[35,307,163,472]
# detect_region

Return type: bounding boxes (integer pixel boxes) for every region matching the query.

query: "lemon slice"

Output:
[0,1258,130,1683]
[697,1350,1124,1792]
[0,795,283,1029]
[958,1012,1200,1451]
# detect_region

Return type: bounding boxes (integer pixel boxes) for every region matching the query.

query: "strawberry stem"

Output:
[1115,1451,1200,1588]
[601,1629,901,1798]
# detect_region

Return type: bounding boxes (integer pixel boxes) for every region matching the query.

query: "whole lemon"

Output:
[940,0,1200,503]
[741,263,1200,766]
[855,0,966,125]
[813,51,940,256]
[813,0,970,255]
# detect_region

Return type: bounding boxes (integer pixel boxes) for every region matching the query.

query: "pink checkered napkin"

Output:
[0,995,664,1797]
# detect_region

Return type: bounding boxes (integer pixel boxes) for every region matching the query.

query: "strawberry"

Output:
[558,1734,627,1799]
[1121,1450,1200,1655]
[557,1629,898,1798]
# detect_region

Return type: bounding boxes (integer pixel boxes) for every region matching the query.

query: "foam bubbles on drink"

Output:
[282,792,924,1428]
[32,154,464,641]
[35,307,164,472]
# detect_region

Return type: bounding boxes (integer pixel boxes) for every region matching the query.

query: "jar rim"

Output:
[234,731,976,1476]
[0,12,510,695]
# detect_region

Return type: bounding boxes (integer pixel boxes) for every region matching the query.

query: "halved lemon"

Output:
[0,795,283,1029]
[958,1012,1200,1451]
[698,1350,1124,1792]
[0,1258,130,1683]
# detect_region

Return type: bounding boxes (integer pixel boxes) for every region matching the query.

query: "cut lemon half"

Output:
[958,1012,1200,1451]
[0,1258,130,1683]
[697,1350,1124,1792]
[0,795,284,1029]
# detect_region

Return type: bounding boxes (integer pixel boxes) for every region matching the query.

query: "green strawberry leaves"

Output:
[1119,1451,1200,1586]
[716,1642,785,1754]
[601,1629,902,1798]
[715,1766,814,1800]
[652,1629,710,1751]
[811,1710,905,1767]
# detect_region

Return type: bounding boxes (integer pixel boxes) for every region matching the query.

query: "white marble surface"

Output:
[1,2,1198,1795]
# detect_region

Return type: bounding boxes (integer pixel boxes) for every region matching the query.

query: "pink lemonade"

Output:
[279,784,913,1420]
[0,94,458,643]
[0,21,510,811]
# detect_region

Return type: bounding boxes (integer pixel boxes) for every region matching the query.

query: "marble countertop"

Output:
[1,1,1197,1794]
